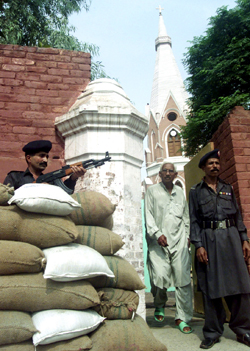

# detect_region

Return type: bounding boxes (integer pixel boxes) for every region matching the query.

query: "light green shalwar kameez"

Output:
[144,182,193,322]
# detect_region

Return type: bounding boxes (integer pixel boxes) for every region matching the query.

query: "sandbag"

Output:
[75,226,124,255]
[0,311,37,346]
[0,240,46,275]
[8,183,81,216]
[90,315,168,351]
[87,256,146,291]
[32,309,105,346]
[69,191,116,229]
[0,183,14,205]
[0,205,78,248]
[0,273,100,312]
[93,288,139,319]
[0,336,92,351]
[43,244,114,282]
[36,335,92,351]
[0,341,34,351]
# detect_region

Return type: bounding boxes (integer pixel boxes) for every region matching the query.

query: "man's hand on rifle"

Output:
[70,165,87,181]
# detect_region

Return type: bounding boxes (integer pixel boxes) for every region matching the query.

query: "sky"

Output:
[69,0,238,115]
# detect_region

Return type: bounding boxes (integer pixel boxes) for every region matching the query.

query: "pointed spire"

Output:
[149,9,188,122]
[155,9,171,51]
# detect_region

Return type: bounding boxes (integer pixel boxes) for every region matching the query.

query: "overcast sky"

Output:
[69,0,238,115]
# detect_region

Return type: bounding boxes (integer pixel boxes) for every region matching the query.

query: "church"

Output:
[144,7,190,191]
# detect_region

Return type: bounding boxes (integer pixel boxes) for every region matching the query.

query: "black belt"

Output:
[202,219,235,229]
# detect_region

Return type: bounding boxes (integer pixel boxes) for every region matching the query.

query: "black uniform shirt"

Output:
[3,168,76,192]
[189,178,248,249]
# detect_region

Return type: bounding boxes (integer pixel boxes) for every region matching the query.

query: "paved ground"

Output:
[146,292,250,351]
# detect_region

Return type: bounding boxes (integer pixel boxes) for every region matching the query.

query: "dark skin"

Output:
[197,158,250,274]
[26,151,86,181]
[155,163,191,331]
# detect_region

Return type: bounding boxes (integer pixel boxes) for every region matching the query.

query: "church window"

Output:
[167,112,177,121]
[168,129,182,157]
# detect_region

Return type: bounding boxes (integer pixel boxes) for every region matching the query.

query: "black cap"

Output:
[22,140,52,155]
[198,149,220,168]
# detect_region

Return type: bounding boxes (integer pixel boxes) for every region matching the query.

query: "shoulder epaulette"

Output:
[190,182,201,190]
[7,170,24,175]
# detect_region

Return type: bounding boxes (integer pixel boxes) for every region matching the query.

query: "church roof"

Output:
[149,9,188,124]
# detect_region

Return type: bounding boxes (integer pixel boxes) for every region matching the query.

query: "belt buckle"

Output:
[218,221,226,229]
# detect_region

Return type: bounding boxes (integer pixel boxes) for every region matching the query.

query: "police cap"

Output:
[198,149,220,168]
[22,140,52,155]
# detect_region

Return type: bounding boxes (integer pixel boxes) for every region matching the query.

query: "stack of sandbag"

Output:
[0,184,167,351]
[0,184,104,350]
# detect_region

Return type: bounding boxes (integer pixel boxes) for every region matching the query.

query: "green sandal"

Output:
[175,321,193,334]
[154,307,165,322]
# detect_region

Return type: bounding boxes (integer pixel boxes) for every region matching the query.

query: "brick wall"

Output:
[0,44,91,183]
[211,106,250,231]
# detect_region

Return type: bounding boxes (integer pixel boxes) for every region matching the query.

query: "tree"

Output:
[0,0,109,80]
[181,0,250,156]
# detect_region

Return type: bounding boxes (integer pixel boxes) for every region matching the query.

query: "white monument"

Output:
[55,78,149,318]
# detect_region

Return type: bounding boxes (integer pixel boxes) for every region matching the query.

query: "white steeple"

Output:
[150,8,188,124]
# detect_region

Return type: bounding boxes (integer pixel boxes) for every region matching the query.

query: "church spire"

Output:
[155,6,172,50]
[149,7,188,123]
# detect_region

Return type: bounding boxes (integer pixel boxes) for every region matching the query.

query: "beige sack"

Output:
[90,315,168,351]
[69,191,116,229]
[0,336,92,351]
[0,311,37,346]
[0,273,100,312]
[0,205,78,248]
[0,341,35,351]
[0,240,45,275]
[75,226,124,255]
[0,183,14,206]
[87,256,146,291]
[93,288,139,319]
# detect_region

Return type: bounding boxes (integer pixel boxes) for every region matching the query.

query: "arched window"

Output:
[168,129,182,157]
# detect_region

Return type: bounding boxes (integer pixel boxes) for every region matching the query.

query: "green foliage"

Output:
[0,0,110,80]
[182,0,250,156]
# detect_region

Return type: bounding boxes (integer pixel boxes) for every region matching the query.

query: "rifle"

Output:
[35,152,111,194]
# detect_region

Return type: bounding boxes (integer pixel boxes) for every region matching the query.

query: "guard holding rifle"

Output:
[189,149,250,349]
[3,140,86,193]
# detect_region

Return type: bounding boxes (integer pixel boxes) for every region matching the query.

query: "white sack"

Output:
[32,309,105,346]
[8,183,81,216]
[43,243,115,282]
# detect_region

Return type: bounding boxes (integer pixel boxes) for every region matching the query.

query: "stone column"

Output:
[55,78,149,318]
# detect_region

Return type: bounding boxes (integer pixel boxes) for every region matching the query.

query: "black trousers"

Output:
[202,293,250,339]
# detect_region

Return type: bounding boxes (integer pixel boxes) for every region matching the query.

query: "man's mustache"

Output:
[211,168,219,172]
[39,162,47,167]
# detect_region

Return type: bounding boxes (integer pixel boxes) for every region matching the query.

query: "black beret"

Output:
[22,140,52,154]
[198,149,220,168]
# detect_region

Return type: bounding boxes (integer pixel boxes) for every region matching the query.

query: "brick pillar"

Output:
[211,106,250,232]
[55,78,149,318]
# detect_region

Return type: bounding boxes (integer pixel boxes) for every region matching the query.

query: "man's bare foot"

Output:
[175,319,193,333]
[154,307,165,322]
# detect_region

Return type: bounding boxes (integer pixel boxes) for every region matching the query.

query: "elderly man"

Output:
[144,161,193,333]
[4,140,86,193]
[189,149,250,349]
